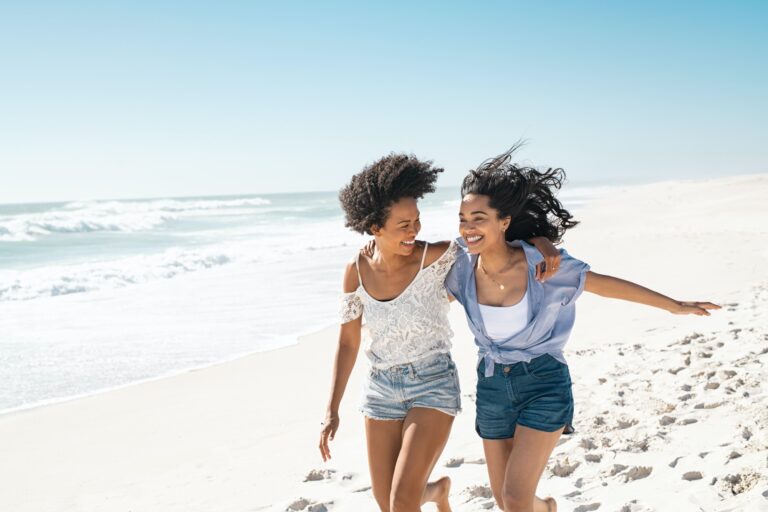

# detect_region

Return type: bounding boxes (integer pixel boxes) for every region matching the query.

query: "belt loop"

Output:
[521,360,531,376]
[409,363,416,380]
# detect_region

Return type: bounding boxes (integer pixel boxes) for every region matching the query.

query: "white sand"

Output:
[1,174,767,511]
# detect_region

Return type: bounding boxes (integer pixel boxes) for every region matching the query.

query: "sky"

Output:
[1,1,766,204]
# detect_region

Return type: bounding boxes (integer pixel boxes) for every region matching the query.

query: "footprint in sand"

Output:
[585,453,603,463]
[579,437,598,450]
[668,457,682,468]
[303,469,336,482]
[623,437,650,453]
[720,471,761,495]
[287,498,312,511]
[623,466,652,482]
[616,417,639,430]
[659,415,676,426]
[444,457,464,468]
[574,503,601,511]
[694,401,723,409]
[462,484,493,500]
[609,464,629,476]
[287,498,332,511]
[681,418,698,425]
[682,471,703,481]
[551,458,581,477]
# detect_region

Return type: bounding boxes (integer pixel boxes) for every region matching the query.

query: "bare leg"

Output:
[390,407,455,512]
[483,438,555,511]
[483,438,557,512]
[500,425,563,512]
[365,417,404,512]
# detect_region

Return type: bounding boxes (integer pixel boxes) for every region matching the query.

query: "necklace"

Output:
[479,256,511,291]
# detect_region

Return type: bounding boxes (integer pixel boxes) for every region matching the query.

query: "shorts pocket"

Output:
[526,354,567,381]
[415,356,453,382]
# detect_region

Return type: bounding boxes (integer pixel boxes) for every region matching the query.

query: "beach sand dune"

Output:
[1,175,767,511]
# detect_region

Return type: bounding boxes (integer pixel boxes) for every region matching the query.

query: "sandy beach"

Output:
[1,174,766,512]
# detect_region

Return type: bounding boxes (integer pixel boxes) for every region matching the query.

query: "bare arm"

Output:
[528,237,561,282]
[319,263,362,461]
[584,271,721,316]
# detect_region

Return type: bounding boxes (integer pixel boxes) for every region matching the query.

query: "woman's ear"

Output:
[501,216,512,232]
[370,224,381,236]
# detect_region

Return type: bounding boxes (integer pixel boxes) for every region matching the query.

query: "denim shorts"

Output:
[475,354,574,439]
[361,352,461,420]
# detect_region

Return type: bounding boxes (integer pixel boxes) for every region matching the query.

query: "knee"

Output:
[501,489,530,512]
[390,484,420,512]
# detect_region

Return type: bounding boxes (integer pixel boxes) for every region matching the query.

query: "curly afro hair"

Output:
[339,153,443,235]
[461,142,579,244]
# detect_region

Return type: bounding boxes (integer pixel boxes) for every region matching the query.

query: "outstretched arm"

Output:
[584,271,721,316]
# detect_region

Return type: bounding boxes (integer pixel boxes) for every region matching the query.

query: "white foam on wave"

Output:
[0,197,272,241]
[0,246,238,301]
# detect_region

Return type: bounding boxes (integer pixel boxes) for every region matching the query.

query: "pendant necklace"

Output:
[479,255,510,291]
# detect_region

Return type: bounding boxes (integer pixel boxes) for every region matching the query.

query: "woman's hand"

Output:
[319,412,340,461]
[670,301,722,316]
[529,237,561,281]
[360,239,376,258]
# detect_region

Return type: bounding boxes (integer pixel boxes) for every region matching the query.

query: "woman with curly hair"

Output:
[318,153,559,512]
[446,145,720,512]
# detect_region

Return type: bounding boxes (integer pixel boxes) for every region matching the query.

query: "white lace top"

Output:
[339,241,458,368]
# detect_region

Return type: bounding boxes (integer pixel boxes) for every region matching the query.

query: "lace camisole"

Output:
[339,241,458,368]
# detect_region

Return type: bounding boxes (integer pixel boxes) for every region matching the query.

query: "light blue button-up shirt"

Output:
[445,238,590,377]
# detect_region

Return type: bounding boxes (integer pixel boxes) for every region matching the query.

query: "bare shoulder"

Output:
[423,240,453,267]
[342,260,360,293]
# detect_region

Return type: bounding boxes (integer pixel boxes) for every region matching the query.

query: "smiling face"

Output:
[371,197,421,256]
[458,193,511,254]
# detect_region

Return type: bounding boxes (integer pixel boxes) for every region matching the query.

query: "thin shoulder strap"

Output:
[420,242,429,269]
[354,251,363,286]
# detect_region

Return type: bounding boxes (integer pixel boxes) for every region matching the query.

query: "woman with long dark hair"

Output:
[446,145,720,512]
[319,153,560,512]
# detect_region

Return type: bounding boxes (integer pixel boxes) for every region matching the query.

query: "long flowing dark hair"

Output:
[460,142,578,243]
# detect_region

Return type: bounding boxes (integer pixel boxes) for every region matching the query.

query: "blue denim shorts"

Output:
[361,352,461,420]
[475,354,574,439]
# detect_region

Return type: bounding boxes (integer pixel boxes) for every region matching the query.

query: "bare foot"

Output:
[422,476,452,512]
[544,497,558,512]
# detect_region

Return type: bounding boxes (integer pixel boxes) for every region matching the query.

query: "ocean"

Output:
[0,185,610,414]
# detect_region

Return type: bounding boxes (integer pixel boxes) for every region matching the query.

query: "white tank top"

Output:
[479,290,529,341]
[339,241,457,368]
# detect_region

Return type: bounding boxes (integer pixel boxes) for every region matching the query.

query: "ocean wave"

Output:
[0,197,273,241]
[63,197,272,212]
[0,248,235,302]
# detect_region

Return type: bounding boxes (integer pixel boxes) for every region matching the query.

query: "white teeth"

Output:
[466,235,482,242]
[402,240,415,245]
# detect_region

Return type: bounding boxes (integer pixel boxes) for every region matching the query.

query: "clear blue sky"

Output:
[1,1,766,203]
